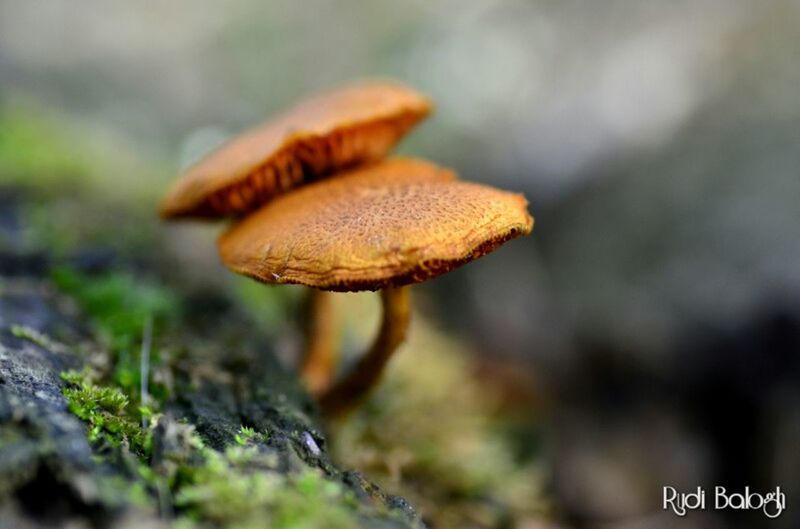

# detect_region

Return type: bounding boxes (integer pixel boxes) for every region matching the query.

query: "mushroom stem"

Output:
[300,289,338,394]
[320,286,411,418]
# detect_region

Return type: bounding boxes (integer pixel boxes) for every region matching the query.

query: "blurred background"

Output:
[2,1,799,528]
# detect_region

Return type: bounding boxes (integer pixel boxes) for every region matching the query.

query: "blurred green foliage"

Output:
[0,101,167,206]
[52,267,178,349]
[0,104,92,188]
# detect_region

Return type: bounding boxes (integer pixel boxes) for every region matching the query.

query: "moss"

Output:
[174,447,362,529]
[52,267,178,405]
[51,268,178,349]
[60,369,153,456]
[9,324,67,353]
[233,426,268,446]
[270,470,362,529]
[94,474,154,510]
[49,267,178,461]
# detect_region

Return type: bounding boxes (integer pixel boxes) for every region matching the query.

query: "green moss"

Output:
[9,324,67,352]
[61,370,153,456]
[52,267,178,404]
[51,268,178,348]
[233,426,268,446]
[174,448,361,529]
[93,474,155,511]
[270,470,362,529]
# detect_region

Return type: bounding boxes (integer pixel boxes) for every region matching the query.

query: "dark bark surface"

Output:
[0,279,120,528]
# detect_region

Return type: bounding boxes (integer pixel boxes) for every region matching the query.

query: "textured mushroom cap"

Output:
[217,158,533,291]
[160,80,431,219]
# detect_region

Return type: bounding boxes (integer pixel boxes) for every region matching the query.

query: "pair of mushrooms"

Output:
[160,81,533,417]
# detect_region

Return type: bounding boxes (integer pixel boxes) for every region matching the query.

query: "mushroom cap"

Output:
[217,157,533,292]
[160,80,431,219]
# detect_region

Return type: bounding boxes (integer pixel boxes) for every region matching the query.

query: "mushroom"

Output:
[217,157,533,417]
[159,80,534,416]
[159,80,431,219]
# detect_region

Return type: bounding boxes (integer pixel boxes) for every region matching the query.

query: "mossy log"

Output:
[0,259,420,528]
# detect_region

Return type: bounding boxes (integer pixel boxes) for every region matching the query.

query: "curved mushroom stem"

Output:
[300,289,338,395]
[319,286,411,418]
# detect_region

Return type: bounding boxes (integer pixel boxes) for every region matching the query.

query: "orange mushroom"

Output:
[218,157,533,416]
[159,79,534,416]
[160,80,431,219]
